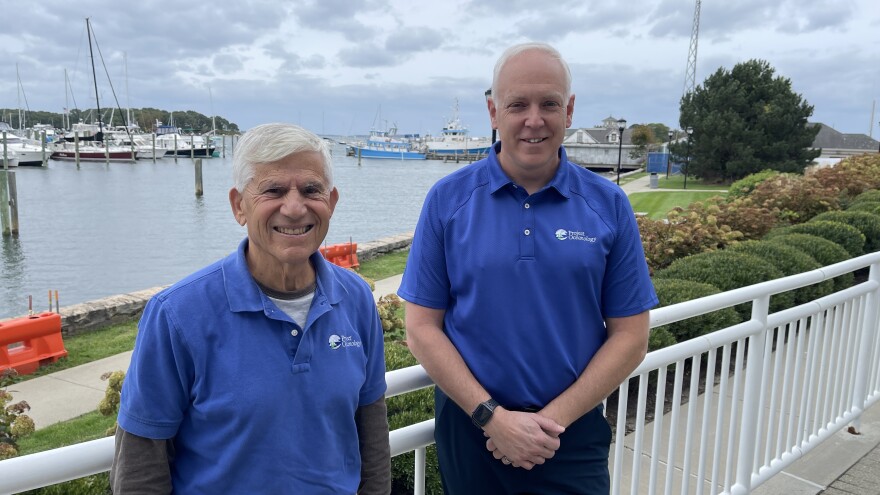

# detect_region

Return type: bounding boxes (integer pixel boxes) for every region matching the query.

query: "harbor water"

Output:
[0,140,468,319]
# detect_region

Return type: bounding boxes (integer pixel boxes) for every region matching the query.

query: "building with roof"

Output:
[563,115,641,170]
[809,123,879,167]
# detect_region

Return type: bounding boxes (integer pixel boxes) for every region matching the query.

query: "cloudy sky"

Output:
[2,0,878,138]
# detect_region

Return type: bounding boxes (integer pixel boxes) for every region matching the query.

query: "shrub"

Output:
[726,240,834,304]
[747,173,839,224]
[846,201,880,215]
[811,154,880,203]
[765,233,854,291]
[809,211,880,252]
[638,209,743,274]
[766,221,865,257]
[651,278,742,344]
[384,341,440,495]
[648,327,677,352]
[851,189,880,204]
[691,196,780,240]
[377,294,405,340]
[654,250,794,319]
[728,169,781,199]
[0,370,35,459]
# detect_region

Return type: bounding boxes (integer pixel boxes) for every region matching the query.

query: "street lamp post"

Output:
[666,129,674,179]
[615,118,627,185]
[684,126,694,190]
[485,88,496,144]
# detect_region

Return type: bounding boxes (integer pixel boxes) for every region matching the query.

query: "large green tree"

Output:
[672,59,820,182]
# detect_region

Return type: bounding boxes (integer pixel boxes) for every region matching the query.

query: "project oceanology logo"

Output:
[555,228,597,243]
[328,334,363,350]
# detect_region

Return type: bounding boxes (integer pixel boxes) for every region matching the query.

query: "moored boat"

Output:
[0,123,50,166]
[1,149,20,167]
[154,124,216,157]
[346,126,425,160]
[423,99,492,158]
[51,142,138,162]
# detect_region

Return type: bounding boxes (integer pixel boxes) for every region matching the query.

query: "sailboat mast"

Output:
[86,18,103,140]
[64,68,70,130]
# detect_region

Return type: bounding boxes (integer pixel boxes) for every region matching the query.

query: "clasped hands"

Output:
[484,408,565,470]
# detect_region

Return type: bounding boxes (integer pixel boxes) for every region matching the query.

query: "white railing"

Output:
[1,252,879,495]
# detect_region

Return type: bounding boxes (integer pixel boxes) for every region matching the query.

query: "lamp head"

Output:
[686,126,694,135]
[617,119,626,132]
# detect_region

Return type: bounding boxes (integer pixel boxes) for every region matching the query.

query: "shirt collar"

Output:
[223,238,343,313]
[486,141,572,199]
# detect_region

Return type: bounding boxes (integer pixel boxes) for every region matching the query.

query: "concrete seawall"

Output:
[8,233,414,337]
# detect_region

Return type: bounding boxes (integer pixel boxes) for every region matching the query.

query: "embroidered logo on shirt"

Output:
[555,228,597,243]
[329,334,363,349]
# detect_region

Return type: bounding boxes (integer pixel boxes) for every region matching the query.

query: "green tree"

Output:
[673,59,820,182]
[628,124,656,160]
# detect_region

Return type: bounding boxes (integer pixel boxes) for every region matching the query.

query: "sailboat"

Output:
[52,18,137,162]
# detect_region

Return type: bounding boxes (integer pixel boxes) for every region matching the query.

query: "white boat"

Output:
[154,123,215,157]
[423,99,492,158]
[0,122,49,166]
[1,148,20,168]
[106,126,165,160]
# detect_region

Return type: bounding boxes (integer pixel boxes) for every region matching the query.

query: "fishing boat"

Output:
[423,99,492,158]
[346,126,425,160]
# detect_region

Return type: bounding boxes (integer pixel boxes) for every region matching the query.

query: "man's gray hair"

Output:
[232,123,333,192]
[491,42,572,102]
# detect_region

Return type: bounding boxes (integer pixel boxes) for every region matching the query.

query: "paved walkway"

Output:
[7,175,880,493]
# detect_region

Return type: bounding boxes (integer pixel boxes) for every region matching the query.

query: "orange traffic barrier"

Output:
[0,312,67,376]
[320,242,360,269]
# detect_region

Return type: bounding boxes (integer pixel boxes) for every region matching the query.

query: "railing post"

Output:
[732,294,770,494]
[414,447,426,495]
[849,261,880,432]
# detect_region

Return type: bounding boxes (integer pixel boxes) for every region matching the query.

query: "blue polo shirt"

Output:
[398,144,657,410]
[118,238,386,494]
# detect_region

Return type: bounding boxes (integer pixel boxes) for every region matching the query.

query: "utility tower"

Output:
[682,0,702,99]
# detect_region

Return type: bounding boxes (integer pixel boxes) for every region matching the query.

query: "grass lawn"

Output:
[16,411,117,455]
[629,191,727,219]
[655,174,730,190]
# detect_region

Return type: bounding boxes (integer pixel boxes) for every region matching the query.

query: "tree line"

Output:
[0,108,239,134]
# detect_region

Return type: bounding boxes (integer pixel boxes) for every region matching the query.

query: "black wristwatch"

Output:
[471,398,500,428]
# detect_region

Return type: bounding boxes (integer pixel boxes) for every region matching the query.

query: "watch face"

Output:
[474,405,493,425]
[472,401,496,427]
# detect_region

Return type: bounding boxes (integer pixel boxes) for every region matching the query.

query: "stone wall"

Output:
[13,234,414,337]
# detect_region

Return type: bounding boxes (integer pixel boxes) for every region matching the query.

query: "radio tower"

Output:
[682,0,702,98]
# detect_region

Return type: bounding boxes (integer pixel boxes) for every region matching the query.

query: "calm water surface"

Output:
[0,141,466,319]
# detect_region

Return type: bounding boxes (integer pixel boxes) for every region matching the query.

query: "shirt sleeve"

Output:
[110,426,175,494]
[397,186,450,308]
[117,296,194,439]
[355,397,391,495]
[601,192,659,317]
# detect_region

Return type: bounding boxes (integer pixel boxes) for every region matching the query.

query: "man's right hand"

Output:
[483,407,564,470]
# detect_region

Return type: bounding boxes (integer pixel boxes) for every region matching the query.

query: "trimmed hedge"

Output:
[847,201,880,215]
[851,190,880,205]
[651,278,742,344]
[726,240,834,304]
[653,250,794,319]
[766,220,865,257]
[765,233,854,291]
[809,211,880,252]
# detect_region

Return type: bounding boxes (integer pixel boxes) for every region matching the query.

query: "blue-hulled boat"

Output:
[346,126,426,160]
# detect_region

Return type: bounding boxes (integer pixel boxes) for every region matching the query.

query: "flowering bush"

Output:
[0,370,35,459]
[747,173,839,224]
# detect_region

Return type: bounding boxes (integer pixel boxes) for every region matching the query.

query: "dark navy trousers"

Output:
[434,389,611,495]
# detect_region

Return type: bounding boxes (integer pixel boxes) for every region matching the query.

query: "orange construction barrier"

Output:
[320,242,360,269]
[0,312,67,376]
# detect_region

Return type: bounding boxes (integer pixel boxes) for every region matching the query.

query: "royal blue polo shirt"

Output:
[118,238,386,494]
[398,143,657,410]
